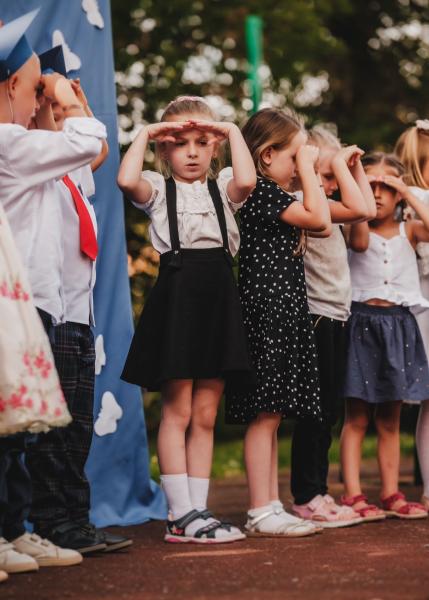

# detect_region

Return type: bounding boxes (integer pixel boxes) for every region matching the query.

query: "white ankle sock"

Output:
[188,477,210,511]
[160,473,193,520]
[417,401,429,497]
[161,473,232,538]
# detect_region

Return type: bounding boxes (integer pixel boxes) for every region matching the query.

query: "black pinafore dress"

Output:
[121,177,255,392]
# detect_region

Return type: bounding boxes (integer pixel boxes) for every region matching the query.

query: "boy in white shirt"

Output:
[0,10,107,568]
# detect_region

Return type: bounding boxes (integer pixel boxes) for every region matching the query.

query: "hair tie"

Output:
[415,119,429,131]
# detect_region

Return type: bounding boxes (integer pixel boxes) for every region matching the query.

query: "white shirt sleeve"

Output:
[0,118,106,189]
[217,166,244,213]
[131,170,166,214]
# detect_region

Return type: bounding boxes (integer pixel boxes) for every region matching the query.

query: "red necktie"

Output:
[62,175,98,261]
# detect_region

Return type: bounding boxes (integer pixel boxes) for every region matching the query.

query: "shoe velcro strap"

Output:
[248,510,275,526]
[172,509,201,530]
[199,509,215,520]
[194,521,222,539]
[50,521,78,535]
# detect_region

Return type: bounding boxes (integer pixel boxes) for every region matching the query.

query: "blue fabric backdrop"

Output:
[4,0,166,526]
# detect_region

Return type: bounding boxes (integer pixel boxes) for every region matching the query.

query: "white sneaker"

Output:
[0,537,38,573]
[0,570,8,583]
[12,533,83,567]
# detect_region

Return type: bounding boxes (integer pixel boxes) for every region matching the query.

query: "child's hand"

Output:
[40,73,68,101]
[145,122,191,143]
[333,145,364,168]
[296,144,319,170]
[380,174,410,199]
[71,78,89,108]
[186,120,235,144]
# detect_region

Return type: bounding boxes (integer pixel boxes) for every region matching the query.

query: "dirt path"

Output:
[4,461,429,600]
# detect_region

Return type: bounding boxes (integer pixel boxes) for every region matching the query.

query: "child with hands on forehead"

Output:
[290,126,375,528]
[118,96,256,544]
[341,152,429,521]
[225,108,331,537]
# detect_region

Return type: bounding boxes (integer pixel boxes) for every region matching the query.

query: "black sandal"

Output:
[165,509,244,544]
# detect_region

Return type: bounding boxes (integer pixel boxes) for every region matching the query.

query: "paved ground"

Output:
[4,460,429,600]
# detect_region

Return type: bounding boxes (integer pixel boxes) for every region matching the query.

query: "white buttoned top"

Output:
[349,221,429,312]
[56,165,97,326]
[0,118,106,324]
[132,167,242,256]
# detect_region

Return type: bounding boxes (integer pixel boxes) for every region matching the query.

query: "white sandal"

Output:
[272,502,322,534]
[245,509,317,538]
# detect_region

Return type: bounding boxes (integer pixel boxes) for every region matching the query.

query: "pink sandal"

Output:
[341,494,386,523]
[292,494,361,529]
[381,492,428,520]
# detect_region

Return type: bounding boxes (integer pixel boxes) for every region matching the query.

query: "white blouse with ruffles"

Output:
[349,221,429,313]
[132,167,242,256]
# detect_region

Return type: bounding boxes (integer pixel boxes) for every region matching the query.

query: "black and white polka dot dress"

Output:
[225,177,321,424]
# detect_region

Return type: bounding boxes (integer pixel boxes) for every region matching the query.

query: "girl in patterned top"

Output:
[226,108,331,537]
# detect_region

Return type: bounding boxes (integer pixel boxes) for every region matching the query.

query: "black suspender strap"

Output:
[207,178,233,264]
[164,176,233,266]
[165,177,182,267]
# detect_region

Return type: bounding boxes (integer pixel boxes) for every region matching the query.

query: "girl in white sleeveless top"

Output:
[341,152,429,521]
[395,122,429,511]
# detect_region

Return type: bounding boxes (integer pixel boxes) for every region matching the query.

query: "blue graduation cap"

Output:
[0,8,40,82]
[39,45,67,77]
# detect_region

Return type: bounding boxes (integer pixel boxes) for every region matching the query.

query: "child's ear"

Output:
[7,74,19,100]
[261,146,273,166]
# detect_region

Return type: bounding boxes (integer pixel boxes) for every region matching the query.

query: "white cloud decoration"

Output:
[52,30,82,72]
[81,0,105,29]
[94,391,123,436]
[95,334,106,376]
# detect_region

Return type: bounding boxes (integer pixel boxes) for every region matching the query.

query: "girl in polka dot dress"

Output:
[226,108,331,537]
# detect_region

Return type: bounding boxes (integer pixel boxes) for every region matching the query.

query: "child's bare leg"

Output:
[186,378,224,478]
[245,413,282,509]
[158,379,193,474]
[375,401,402,500]
[340,398,370,509]
[269,426,280,502]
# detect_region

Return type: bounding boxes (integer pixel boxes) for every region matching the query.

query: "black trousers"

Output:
[0,435,32,540]
[26,319,95,531]
[291,315,346,505]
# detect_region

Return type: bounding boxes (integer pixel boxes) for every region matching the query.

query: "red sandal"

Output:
[381,492,428,520]
[341,494,386,523]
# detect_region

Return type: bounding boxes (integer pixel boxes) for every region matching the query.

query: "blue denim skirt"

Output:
[343,302,429,403]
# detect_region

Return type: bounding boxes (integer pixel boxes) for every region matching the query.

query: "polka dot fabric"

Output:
[225,177,322,424]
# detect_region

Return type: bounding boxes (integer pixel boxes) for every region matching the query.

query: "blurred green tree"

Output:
[111,0,429,316]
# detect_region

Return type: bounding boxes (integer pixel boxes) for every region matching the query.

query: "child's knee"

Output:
[191,403,218,431]
[375,414,399,435]
[344,412,369,434]
[162,404,192,430]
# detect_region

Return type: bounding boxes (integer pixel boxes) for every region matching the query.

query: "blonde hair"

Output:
[155,96,223,179]
[394,125,429,189]
[242,108,307,255]
[308,124,341,151]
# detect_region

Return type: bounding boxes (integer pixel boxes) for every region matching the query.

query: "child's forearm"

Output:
[35,103,57,132]
[228,124,256,199]
[301,168,331,228]
[348,221,369,252]
[333,160,368,219]
[352,161,377,218]
[117,127,149,191]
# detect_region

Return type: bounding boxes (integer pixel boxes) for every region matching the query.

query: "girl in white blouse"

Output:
[118,96,256,543]
[341,152,429,521]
